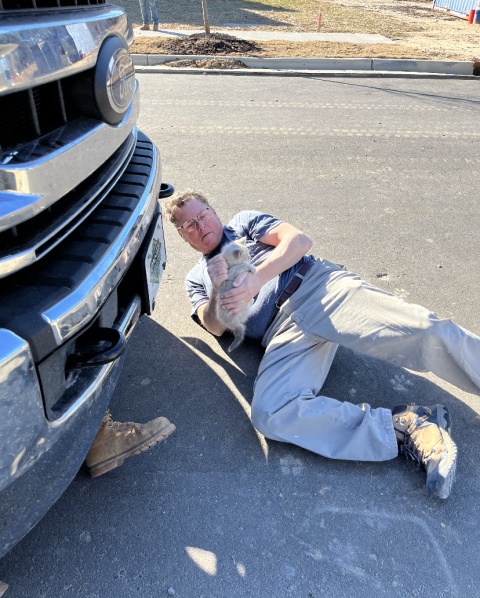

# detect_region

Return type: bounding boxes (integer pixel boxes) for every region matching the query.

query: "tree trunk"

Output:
[201,0,211,38]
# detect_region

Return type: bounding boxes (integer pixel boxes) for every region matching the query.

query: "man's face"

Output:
[174,199,224,254]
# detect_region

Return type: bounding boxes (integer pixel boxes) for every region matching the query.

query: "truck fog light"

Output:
[94,36,135,125]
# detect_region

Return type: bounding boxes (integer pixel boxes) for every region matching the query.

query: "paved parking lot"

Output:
[1,74,479,598]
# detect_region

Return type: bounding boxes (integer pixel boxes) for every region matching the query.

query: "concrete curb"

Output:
[132,54,476,77]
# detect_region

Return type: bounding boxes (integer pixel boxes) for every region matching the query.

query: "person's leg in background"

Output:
[139,0,150,30]
[148,0,159,30]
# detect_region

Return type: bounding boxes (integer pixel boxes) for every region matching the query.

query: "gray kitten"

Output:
[215,238,256,352]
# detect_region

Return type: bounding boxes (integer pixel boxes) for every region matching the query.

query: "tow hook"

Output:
[66,328,126,369]
[159,182,174,199]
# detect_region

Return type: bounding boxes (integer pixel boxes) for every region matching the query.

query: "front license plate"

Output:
[142,211,166,314]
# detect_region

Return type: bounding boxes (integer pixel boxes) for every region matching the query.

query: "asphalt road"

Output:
[1,74,480,598]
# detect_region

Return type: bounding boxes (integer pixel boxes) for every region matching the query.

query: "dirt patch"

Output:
[160,33,261,55]
[332,0,480,60]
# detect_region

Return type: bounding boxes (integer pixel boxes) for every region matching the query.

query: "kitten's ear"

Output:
[237,237,247,246]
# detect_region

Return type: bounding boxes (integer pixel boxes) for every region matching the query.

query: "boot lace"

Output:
[401,422,440,470]
[102,410,136,429]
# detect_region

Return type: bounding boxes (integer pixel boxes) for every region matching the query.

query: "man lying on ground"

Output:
[164,190,480,499]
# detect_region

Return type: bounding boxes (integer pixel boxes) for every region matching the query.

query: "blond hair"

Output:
[164,190,210,227]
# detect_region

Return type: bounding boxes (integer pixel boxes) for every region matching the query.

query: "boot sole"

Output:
[426,428,457,500]
[88,423,176,478]
[428,404,452,435]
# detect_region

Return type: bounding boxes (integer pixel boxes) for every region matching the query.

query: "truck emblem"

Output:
[108,48,135,112]
[94,36,135,125]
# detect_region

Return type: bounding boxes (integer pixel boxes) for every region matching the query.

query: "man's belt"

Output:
[275,260,315,310]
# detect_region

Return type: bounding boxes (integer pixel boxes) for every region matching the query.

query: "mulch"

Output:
[160,33,262,55]
[163,58,248,68]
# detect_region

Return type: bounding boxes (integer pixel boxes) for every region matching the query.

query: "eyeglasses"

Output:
[177,207,212,234]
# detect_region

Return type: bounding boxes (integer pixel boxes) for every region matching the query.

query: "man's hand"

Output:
[207,256,259,314]
[220,270,261,314]
[207,255,229,289]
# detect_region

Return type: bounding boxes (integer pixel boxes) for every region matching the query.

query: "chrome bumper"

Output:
[0,292,140,494]
[42,139,163,346]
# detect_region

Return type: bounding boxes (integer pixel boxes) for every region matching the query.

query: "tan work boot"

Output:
[139,24,150,30]
[392,404,457,499]
[85,411,175,478]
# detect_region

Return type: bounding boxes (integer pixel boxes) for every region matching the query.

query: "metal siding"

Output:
[433,0,477,16]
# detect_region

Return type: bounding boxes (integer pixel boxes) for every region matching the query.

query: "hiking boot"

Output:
[139,24,150,30]
[85,410,175,478]
[393,404,452,440]
[392,404,457,499]
[153,23,159,31]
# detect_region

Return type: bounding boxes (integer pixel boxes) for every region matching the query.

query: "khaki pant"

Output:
[252,259,480,461]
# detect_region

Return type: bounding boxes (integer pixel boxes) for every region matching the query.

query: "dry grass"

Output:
[116,0,480,61]
[133,37,429,59]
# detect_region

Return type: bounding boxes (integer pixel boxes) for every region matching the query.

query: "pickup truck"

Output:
[0,0,171,558]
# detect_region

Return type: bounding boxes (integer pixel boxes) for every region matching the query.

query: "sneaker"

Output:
[153,24,159,31]
[85,410,175,477]
[392,404,457,499]
[139,24,150,30]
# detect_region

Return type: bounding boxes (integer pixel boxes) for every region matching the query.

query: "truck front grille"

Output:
[0,69,94,153]
[0,0,105,10]
[0,132,136,267]
[0,132,159,361]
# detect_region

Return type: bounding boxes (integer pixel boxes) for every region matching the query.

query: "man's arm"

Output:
[219,223,312,314]
[195,254,231,336]
[197,296,227,337]
[255,223,313,288]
